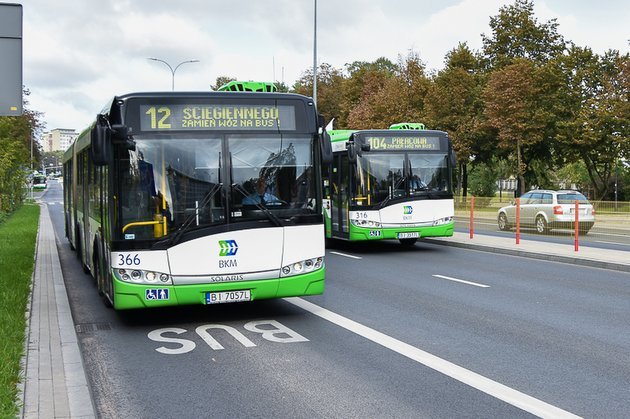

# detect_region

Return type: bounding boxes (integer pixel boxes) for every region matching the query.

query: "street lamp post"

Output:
[312,0,317,105]
[147,58,199,91]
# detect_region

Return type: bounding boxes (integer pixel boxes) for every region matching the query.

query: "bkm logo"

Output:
[219,240,238,256]
[403,206,413,215]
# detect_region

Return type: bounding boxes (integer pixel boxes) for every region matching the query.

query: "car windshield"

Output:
[557,192,589,204]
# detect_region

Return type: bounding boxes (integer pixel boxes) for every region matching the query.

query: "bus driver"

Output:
[243,177,281,206]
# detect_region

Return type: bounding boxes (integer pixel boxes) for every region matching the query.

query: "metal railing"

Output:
[455,196,630,249]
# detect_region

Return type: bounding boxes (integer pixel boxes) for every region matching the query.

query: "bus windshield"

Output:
[353,152,451,207]
[116,134,316,240]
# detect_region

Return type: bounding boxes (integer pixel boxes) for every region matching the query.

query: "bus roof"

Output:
[106,90,312,106]
[329,123,434,144]
[389,122,425,130]
[217,81,277,92]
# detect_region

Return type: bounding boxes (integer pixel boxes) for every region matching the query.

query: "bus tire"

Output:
[399,238,418,246]
[103,276,114,308]
[66,217,75,250]
[94,243,104,292]
[74,225,82,260]
[76,225,90,274]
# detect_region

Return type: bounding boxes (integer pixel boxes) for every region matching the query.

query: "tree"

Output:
[346,53,429,129]
[0,89,44,212]
[425,43,490,197]
[210,76,235,90]
[293,63,346,128]
[481,0,565,70]
[483,59,553,195]
[554,47,630,199]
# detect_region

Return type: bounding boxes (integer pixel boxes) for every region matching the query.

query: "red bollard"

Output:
[574,200,579,251]
[470,195,475,239]
[516,198,521,244]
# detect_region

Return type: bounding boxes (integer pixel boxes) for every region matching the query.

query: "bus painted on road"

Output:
[63,85,331,309]
[323,123,455,245]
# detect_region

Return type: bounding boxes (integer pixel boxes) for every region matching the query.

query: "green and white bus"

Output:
[63,84,332,309]
[32,173,47,191]
[323,123,455,245]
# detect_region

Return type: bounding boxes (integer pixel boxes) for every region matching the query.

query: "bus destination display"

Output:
[366,136,441,151]
[139,104,296,131]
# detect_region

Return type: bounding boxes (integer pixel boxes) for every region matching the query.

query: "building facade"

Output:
[41,128,78,152]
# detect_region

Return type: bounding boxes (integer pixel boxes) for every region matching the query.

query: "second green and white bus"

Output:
[63,84,331,309]
[323,123,455,245]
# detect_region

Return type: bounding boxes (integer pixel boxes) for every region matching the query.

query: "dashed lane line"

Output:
[432,274,490,288]
[328,251,362,260]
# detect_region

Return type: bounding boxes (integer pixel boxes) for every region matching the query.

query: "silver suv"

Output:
[497,190,595,234]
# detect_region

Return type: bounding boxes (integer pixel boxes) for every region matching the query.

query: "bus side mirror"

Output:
[320,131,333,164]
[450,149,457,168]
[91,120,111,166]
[359,138,371,153]
[347,142,357,164]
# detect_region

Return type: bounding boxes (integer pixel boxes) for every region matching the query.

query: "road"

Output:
[42,181,630,418]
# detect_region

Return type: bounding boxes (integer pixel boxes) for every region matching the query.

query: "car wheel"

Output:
[498,213,510,231]
[535,215,548,234]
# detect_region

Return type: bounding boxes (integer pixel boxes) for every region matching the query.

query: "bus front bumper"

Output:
[349,222,454,241]
[112,267,325,310]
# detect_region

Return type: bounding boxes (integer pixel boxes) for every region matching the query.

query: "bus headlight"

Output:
[117,269,172,285]
[433,216,453,226]
[281,257,324,277]
[351,219,381,228]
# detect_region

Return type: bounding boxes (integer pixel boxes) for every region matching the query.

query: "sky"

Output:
[18,0,629,135]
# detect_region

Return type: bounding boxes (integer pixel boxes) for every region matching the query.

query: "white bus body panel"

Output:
[167,228,284,277]
[282,224,325,266]
[111,226,324,285]
[379,200,453,226]
[351,199,454,227]
[111,250,170,272]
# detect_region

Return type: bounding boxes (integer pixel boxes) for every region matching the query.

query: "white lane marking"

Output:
[329,251,362,260]
[432,274,490,288]
[285,297,580,419]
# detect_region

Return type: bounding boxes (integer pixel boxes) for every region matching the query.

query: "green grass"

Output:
[0,204,40,417]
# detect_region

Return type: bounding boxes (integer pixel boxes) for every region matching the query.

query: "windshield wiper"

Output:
[155,182,223,248]
[231,183,283,227]
[379,177,406,209]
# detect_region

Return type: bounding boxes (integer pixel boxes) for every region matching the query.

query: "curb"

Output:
[423,238,630,273]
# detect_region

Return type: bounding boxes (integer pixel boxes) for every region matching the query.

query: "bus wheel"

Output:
[66,219,75,250]
[102,276,113,308]
[399,238,418,246]
[94,254,104,296]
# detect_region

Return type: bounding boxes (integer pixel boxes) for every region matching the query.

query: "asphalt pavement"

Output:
[18,203,630,418]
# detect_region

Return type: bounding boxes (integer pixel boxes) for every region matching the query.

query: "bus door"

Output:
[331,154,349,239]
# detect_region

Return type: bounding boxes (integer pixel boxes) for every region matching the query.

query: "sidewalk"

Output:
[18,207,629,418]
[425,231,630,272]
[20,204,95,418]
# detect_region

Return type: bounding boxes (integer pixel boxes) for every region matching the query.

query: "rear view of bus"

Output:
[63,83,331,309]
[324,123,455,245]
